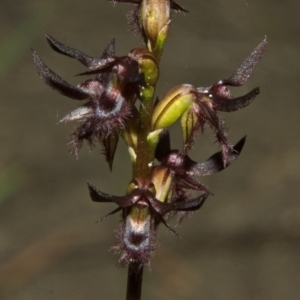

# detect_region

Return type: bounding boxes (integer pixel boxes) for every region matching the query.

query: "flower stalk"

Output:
[126,263,144,300]
[33,1,267,299]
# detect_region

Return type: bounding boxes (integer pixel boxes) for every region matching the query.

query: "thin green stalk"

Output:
[134,85,156,179]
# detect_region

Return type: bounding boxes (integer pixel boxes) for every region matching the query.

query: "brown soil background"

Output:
[1,1,299,299]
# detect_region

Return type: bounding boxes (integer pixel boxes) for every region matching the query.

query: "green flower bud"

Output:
[152,84,196,130]
[129,47,159,87]
[140,0,171,59]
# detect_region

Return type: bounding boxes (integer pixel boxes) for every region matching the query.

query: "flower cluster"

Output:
[33,0,267,266]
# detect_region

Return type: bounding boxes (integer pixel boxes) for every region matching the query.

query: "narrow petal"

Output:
[187,136,246,176]
[45,34,115,69]
[147,194,172,215]
[197,100,231,155]
[88,182,120,202]
[101,38,115,59]
[76,62,116,76]
[153,208,179,236]
[102,132,119,171]
[214,87,260,112]
[226,37,268,86]
[59,106,93,123]
[175,175,210,193]
[171,1,189,12]
[96,39,116,84]
[97,207,123,222]
[87,182,131,207]
[32,50,90,100]
[173,193,209,211]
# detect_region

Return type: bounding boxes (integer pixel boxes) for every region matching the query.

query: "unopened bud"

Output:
[129,47,159,87]
[152,84,196,130]
[140,0,171,59]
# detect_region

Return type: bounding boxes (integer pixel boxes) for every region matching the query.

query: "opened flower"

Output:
[88,178,208,265]
[152,37,267,163]
[33,34,157,168]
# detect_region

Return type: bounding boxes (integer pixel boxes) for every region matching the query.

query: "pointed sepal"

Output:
[172,193,208,212]
[213,88,260,112]
[225,37,268,86]
[87,182,132,207]
[32,50,90,100]
[186,136,246,176]
[45,33,116,70]
[102,131,119,171]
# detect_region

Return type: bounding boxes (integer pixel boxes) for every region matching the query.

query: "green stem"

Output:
[133,86,156,179]
[127,47,159,300]
[127,78,156,300]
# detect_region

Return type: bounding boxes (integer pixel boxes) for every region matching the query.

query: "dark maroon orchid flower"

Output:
[88,179,208,265]
[181,37,267,162]
[155,129,246,194]
[32,35,147,169]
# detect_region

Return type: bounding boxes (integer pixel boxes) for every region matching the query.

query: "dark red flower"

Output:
[181,37,267,162]
[155,129,246,194]
[87,179,208,265]
[33,35,146,168]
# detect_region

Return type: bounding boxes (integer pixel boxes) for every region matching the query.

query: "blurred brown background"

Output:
[1,0,299,299]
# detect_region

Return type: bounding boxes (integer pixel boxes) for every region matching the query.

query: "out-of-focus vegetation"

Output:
[0,1,66,78]
[0,165,26,206]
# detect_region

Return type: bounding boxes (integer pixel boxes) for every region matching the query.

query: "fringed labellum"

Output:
[88,179,209,265]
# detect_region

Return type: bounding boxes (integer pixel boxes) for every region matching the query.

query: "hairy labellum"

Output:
[33,35,156,166]
[113,204,156,266]
[88,180,208,264]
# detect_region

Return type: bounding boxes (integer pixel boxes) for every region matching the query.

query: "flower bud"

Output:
[140,0,171,59]
[152,84,196,130]
[129,47,159,87]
